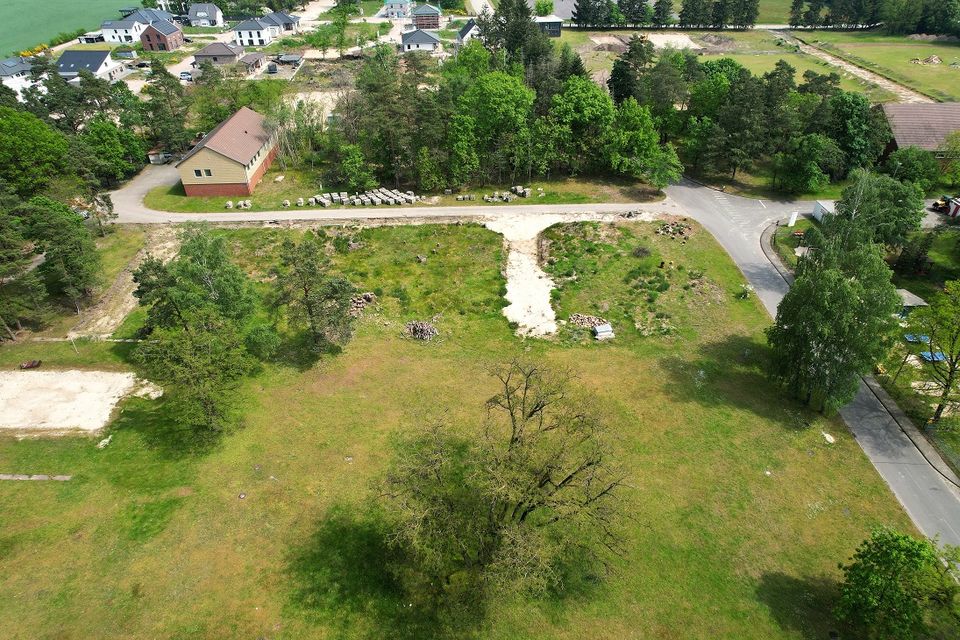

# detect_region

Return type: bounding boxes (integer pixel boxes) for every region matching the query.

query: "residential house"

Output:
[56,50,123,82]
[534,15,563,37]
[188,3,224,27]
[456,18,479,46]
[240,52,266,73]
[176,107,277,196]
[101,8,174,43]
[384,0,412,19]
[141,20,185,52]
[78,31,105,44]
[411,4,442,29]
[0,56,38,99]
[232,11,301,47]
[882,103,960,157]
[401,29,440,53]
[193,42,245,66]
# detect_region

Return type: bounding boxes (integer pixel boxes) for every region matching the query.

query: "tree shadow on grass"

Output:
[110,397,223,460]
[754,572,840,640]
[271,332,341,373]
[286,505,483,640]
[658,334,809,430]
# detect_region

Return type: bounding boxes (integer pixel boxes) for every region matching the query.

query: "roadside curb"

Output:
[759,221,794,285]
[862,376,960,489]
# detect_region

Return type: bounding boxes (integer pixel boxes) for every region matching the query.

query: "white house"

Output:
[101,8,174,43]
[0,56,39,99]
[232,12,301,47]
[401,29,440,53]
[384,0,412,19]
[456,18,479,46]
[56,50,124,83]
[188,3,224,27]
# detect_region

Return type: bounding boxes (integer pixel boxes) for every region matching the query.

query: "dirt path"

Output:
[773,31,934,104]
[68,227,180,339]
[485,210,661,337]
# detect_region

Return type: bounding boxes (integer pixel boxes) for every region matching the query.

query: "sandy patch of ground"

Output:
[289,90,343,116]
[590,33,701,50]
[68,226,180,340]
[0,371,159,435]
[485,211,659,337]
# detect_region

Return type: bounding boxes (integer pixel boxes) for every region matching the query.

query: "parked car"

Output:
[266,62,278,74]
[179,71,192,81]
[136,61,150,68]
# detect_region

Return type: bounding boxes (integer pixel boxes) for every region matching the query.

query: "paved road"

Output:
[111,169,960,545]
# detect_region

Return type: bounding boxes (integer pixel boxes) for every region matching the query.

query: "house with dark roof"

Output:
[233,11,301,47]
[56,50,123,82]
[102,8,174,43]
[401,29,440,53]
[141,20,185,52]
[882,103,960,156]
[457,18,479,46]
[412,4,442,29]
[0,56,38,99]
[534,14,563,37]
[192,42,245,66]
[384,0,412,19]
[188,3,224,27]
[176,107,277,196]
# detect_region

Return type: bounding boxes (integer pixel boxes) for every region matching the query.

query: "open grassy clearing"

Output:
[143,169,661,212]
[0,219,913,639]
[792,30,960,102]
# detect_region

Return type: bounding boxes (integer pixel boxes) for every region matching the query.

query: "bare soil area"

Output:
[0,370,159,435]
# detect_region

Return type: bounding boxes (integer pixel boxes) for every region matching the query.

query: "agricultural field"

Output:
[793,30,960,102]
[560,29,896,102]
[0,0,129,55]
[757,0,793,24]
[0,220,913,638]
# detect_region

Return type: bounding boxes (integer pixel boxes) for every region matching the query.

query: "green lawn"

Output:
[0,220,916,638]
[0,0,129,55]
[793,30,960,102]
[757,0,793,24]
[771,217,816,270]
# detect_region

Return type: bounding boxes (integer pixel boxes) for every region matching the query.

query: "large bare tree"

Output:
[382,361,626,603]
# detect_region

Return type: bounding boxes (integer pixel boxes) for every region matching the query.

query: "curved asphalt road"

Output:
[112,168,960,546]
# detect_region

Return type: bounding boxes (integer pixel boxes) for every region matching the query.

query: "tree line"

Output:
[570,0,760,29]
[789,0,960,34]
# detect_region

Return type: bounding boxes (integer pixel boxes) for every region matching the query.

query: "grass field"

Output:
[757,0,793,24]
[0,0,129,55]
[0,219,915,638]
[793,30,960,102]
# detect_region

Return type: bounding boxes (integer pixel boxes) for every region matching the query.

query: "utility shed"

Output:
[897,289,928,310]
[812,200,835,222]
[882,103,960,153]
[593,323,615,340]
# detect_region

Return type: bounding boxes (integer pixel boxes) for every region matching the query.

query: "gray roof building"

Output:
[401,29,440,45]
[411,3,441,15]
[188,3,222,21]
[0,56,33,78]
[458,18,477,40]
[882,103,960,152]
[56,50,112,76]
[148,20,181,36]
[262,11,300,26]
[194,42,245,59]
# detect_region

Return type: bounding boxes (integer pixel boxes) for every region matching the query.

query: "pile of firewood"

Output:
[349,292,377,317]
[405,320,439,341]
[568,313,608,328]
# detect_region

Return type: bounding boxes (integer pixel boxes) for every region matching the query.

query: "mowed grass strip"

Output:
[794,30,960,102]
[0,221,911,639]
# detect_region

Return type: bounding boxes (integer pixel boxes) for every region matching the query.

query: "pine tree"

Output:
[679,0,710,27]
[653,0,674,26]
[789,0,805,27]
[712,0,731,27]
[729,0,760,28]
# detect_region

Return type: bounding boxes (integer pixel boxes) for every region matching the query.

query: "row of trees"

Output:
[789,0,960,33]
[570,0,760,29]
[132,229,356,433]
